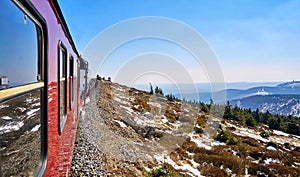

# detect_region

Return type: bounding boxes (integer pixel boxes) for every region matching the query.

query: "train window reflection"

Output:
[0,1,38,89]
[59,43,67,131]
[0,90,41,176]
[70,56,74,108]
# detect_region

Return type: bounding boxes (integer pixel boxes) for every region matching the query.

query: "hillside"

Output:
[71,79,300,176]
[227,81,300,117]
[225,81,300,100]
[231,94,300,117]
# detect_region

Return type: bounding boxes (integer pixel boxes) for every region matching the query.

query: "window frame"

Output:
[58,41,67,134]
[0,0,48,176]
[69,55,74,109]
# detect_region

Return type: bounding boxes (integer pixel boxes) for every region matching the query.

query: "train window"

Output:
[0,90,41,176]
[70,56,74,109]
[59,43,67,132]
[0,1,39,89]
[0,1,45,176]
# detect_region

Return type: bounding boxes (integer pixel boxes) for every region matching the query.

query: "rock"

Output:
[266,142,277,149]
[293,147,300,152]
[284,143,291,150]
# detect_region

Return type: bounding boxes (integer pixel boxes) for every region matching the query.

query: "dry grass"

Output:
[196,113,208,127]
[128,88,151,112]
[164,101,182,123]
[199,166,228,177]
[194,153,246,175]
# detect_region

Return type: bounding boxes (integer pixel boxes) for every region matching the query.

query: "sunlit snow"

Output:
[0,121,24,133]
[30,124,41,132]
[2,116,12,120]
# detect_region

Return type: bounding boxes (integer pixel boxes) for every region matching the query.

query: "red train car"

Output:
[0,0,86,176]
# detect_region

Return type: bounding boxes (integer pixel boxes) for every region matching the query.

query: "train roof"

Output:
[49,0,79,56]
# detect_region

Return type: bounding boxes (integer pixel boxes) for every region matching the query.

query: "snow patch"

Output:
[266,146,277,150]
[189,159,200,168]
[154,154,165,162]
[284,82,300,88]
[231,150,238,156]
[264,158,281,165]
[2,116,12,120]
[18,107,27,112]
[26,108,40,116]
[120,105,134,115]
[148,102,162,108]
[161,115,168,123]
[144,112,153,119]
[165,156,203,177]
[114,120,127,128]
[30,125,41,132]
[0,121,24,133]
[116,87,125,92]
[211,140,226,146]
[113,97,130,105]
[0,104,9,109]
[256,88,269,96]
[190,136,212,150]
[26,98,33,103]
[226,122,268,143]
[273,130,290,137]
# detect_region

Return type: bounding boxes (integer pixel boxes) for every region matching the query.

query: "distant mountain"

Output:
[230,94,300,117]
[176,81,300,104]
[222,81,300,101]
[173,81,300,116]
[227,81,300,117]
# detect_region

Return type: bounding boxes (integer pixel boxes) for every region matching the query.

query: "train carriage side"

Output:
[0,0,82,176]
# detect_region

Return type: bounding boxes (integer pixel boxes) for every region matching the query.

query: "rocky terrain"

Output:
[71,79,300,176]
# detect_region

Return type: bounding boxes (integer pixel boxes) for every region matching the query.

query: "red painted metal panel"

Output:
[30,1,80,176]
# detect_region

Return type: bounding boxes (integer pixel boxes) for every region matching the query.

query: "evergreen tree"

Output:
[149,83,153,94]
[261,110,272,124]
[245,114,257,127]
[154,86,159,94]
[252,108,261,123]
[154,86,163,96]
[200,102,210,113]
[223,101,233,120]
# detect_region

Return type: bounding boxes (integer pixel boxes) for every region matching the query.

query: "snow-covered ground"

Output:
[0,121,24,133]
[95,81,300,176]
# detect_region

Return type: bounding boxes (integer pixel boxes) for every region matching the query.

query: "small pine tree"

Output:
[223,101,233,120]
[149,83,153,94]
[154,86,163,96]
[155,86,159,94]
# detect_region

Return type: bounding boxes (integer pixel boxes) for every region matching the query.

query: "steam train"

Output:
[0,0,88,176]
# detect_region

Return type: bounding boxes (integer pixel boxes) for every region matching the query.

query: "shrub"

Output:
[248,163,275,177]
[245,115,257,127]
[194,153,245,175]
[260,131,269,139]
[200,166,228,177]
[164,110,177,123]
[241,137,260,147]
[181,140,211,154]
[194,127,203,134]
[214,130,240,145]
[145,163,182,177]
[196,114,208,127]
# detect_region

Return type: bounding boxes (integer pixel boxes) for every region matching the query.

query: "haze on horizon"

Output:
[58,0,300,85]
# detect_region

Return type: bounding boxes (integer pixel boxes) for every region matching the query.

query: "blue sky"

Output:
[0,1,38,85]
[58,0,300,84]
